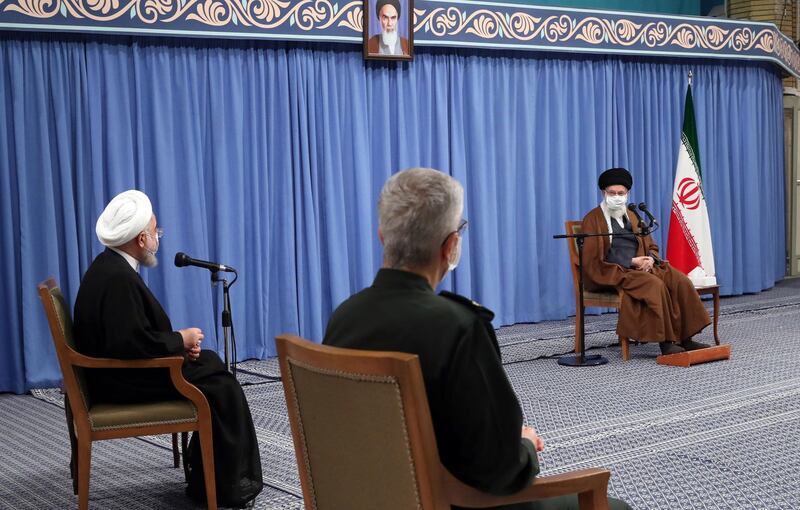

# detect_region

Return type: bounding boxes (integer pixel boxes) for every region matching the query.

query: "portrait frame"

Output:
[363,0,414,61]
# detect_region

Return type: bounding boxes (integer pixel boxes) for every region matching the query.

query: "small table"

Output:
[695,285,720,345]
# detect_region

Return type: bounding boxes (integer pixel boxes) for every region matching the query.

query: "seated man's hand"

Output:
[631,256,654,272]
[522,425,545,452]
[179,327,204,360]
[186,344,201,360]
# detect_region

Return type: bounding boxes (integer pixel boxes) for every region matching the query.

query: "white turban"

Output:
[95,190,153,247]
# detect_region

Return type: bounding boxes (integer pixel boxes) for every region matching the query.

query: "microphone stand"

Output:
[554,218,655,367]
[554,230,612,366]
[211,271,233,372]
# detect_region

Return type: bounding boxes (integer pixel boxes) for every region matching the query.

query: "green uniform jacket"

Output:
[324,268,539,504]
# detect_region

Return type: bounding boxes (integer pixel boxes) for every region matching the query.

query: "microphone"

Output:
[634,203,662,266]
[637,202,659,227]
[615,203,650,241]
[626,203,645,235]
[627,203,642,220]
[174,252,236,273]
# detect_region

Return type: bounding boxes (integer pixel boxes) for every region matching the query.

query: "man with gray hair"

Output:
[324,168,629,510]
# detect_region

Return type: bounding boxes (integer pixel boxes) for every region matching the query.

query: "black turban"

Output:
[376,0,401,19]
[598,167,633,190]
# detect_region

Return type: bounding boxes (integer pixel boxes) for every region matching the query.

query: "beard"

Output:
[381,29,398,49]
[141,251,159,268]
[605,197,627,219]
[607,204,626,219]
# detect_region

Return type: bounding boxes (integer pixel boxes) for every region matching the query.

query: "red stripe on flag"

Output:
[667,207,700,274]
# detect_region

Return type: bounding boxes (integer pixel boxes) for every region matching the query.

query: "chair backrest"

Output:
[565,220,583,293]
[38,278,92,411]
[276,334,448,510]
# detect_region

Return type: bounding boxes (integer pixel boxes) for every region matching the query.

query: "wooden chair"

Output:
[37,278,218,510]
[276,334,611,510]
[565,221,632,360]
[565,221,724,362]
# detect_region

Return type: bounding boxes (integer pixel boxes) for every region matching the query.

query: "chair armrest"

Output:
[65,346,212,420]
[444,467,610,509]
[65,350,185,370]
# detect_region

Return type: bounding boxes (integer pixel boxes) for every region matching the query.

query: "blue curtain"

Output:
[0,35,784,392]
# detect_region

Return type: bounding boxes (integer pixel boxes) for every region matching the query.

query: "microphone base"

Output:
[558,354,609,367]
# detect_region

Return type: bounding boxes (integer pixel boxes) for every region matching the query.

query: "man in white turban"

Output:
[73,190,263,508]
[94,189,160,267]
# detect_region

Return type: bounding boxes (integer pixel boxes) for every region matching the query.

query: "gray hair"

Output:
[378,168,464,269]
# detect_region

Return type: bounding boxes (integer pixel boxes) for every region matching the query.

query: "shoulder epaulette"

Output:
[439,291,495,322]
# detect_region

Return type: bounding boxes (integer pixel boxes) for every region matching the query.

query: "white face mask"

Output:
[605,193,628,211]
[447,235,462,272]
[141,233,159,268]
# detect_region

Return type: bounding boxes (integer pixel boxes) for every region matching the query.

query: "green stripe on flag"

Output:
[682,86,702,181]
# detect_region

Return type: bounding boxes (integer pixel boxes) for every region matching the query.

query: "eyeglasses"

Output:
[605,190,628,197]
[142,227,164,239]
[441,219,468,247]
[456,219,468,235]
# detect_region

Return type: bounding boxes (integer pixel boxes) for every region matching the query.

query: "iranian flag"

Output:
[666,84,717,287]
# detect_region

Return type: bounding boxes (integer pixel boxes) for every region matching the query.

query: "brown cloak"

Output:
[581,206,711,342]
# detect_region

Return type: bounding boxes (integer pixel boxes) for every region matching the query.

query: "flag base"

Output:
[656,344,730,368]
[689,274,717,287]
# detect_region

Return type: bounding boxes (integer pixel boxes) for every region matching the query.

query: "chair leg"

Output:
[712,288,720,345]
[198,428,217,510]
[77,439,92,510]
[620,336,630,361]
[578,487,610,510]
[182,432,190,482]
[64,394,78,495]
[172,433,180,468]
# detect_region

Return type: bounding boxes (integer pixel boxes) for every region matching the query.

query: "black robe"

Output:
[73,248,262,508]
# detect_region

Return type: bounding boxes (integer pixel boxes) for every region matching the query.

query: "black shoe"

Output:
[659,341,685,355]
[681,339,710,351]
[185,485,205,506]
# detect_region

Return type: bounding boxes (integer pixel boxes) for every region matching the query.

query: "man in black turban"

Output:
[367,0,410,56]
[597,167,633,190]
[581,167,711,355]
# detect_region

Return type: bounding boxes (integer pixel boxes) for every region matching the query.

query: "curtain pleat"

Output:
[0,36,784,392]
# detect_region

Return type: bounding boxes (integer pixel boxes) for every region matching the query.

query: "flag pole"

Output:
[688,69,693,87]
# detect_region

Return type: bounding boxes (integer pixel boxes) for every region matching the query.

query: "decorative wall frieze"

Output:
[1,0,798,76]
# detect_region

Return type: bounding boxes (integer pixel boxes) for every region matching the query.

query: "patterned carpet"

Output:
[4,277,800,509]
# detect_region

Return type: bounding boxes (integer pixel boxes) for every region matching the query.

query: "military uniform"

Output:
[324,268,630,510]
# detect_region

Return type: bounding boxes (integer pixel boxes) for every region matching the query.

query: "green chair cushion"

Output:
[89,399,197,431]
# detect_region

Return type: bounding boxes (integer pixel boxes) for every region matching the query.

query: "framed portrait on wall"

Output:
[363,0,414,61]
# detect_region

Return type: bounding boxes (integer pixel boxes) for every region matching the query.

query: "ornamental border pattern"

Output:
[1,0,798,77]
